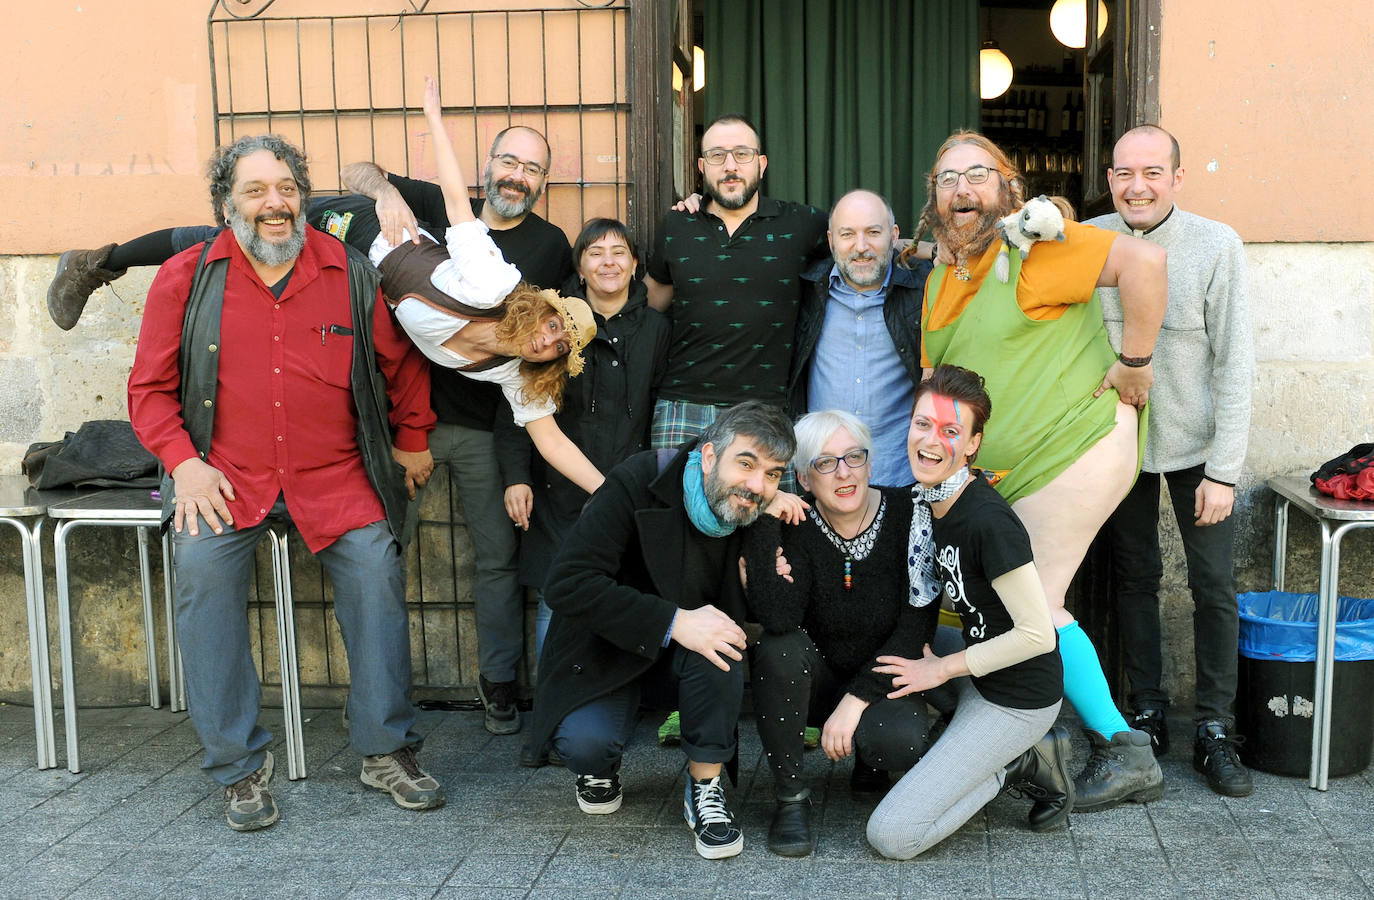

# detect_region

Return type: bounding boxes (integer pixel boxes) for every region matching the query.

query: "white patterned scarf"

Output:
[907,466,972,607]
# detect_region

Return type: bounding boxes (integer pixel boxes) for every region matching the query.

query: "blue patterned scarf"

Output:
[907,466,971,607]
[682,450,736,537]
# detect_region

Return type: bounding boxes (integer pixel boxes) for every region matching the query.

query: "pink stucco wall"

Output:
[1158,0,1374,242]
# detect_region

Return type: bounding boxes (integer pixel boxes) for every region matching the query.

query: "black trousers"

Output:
[750,628,930,797]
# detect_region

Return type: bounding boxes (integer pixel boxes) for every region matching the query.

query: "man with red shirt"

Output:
[128,135,443,832]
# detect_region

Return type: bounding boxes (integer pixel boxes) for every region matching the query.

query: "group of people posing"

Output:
[47,75,1254,861]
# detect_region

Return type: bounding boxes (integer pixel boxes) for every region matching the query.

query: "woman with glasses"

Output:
[741,409,938,857]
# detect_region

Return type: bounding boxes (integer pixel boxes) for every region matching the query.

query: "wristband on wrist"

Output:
[1202,475,1235,488]
[1117,352,1153,368]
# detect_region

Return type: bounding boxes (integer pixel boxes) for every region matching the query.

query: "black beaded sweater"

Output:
[743,486,939,705]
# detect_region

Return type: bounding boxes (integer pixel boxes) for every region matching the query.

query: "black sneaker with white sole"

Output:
[575,773,623,814]
[683,775,743,859]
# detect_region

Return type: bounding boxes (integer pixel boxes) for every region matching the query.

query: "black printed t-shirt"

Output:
[932,477,1062,709]
[647,196,827,406]
[387,173,575,430]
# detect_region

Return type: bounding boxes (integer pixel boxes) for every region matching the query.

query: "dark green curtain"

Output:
[704,0,980,236]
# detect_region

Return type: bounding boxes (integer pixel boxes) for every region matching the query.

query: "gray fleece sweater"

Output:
[1086,206,1253,483]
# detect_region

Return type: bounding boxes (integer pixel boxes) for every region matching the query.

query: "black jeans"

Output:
[553,643,743,777]
[750,629,930,798]
[1108,465,1239,727]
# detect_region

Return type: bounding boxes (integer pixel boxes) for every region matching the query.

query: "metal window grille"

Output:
[205,0,631,695]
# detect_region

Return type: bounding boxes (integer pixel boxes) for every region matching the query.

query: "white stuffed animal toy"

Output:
[993,194,1066,283]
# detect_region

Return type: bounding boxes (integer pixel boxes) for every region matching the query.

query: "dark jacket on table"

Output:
[742,486,938,705]
[495,279,671,588]
[528,443,748,754]
[788,257,931,417]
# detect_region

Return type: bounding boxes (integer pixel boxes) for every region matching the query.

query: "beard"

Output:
[703,171,760,211]
[226,201,306,267]
[703,464,767,527]
[837,248,891,288]
[932,185,1016,263]
[484,171,541,219]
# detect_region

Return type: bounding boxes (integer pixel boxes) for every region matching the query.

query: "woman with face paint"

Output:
[866,364,1074,861]
[741,410,939,857]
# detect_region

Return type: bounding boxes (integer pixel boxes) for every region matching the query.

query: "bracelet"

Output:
[1118,352,1153,368]
[1202,475,1235,488]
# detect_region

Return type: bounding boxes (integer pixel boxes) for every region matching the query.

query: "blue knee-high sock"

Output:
[1058,621,1129,738]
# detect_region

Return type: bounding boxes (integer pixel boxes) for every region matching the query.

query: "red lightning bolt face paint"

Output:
[930,393,963,457]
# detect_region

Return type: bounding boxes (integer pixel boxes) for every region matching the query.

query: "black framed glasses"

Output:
[492,154,547,179]
[810,448,870,474]
[701,146,760,166]
[933,165,994,190]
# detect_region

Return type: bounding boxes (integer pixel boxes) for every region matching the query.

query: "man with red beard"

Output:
[342,127,574,738]
[644,114,829,453]
[909,131,1168,815]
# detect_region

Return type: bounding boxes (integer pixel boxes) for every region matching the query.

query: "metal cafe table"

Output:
[47,487,181,773]
[0,475,77,769]
[47,489,308,779]
[1267,475,1374,790]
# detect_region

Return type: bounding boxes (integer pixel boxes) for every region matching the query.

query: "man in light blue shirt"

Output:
[792,190,929,487]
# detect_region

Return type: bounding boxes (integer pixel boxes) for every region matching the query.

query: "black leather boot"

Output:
[1003,725,1074,832]
[767,796,815,857]
[1073,728,1165,812]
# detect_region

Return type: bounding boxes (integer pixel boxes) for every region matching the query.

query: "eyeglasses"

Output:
[810,448,870,475]
[492,153,547,179]
[933,165,994,190]
[701,146,760,166]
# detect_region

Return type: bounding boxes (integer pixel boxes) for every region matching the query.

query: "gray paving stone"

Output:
[448,852,548,888]
[345,884,439,899]
[989,864,1087,899]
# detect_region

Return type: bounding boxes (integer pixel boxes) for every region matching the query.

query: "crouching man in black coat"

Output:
[527,401,797,859]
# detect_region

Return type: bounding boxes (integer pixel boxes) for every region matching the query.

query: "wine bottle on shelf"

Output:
[1060,94,1072,134]
[1075,93,1085,133]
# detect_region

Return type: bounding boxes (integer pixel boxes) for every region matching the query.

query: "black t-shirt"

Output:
[646,196,827,406]
[306,194,396,255]
[932,477,1062,709]
[387,174,575,430]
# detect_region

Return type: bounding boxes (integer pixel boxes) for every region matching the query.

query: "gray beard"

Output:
[227,205,306,267]
[704,465,766,527]
[484,175,539,219]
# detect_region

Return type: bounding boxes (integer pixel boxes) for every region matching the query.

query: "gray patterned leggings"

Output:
[866,632,1059,860]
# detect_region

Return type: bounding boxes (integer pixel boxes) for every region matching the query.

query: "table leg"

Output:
[136,527,161,710]
[161,531,185,712]
[53,520,81,774]
[5,517,57,769]
[269,527,306,780]
[1272,496,1289,591]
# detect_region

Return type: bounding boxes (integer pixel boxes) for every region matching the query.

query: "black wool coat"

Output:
[528,444,748,755]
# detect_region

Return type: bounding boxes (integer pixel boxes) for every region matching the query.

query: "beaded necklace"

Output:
[808,492,886,591]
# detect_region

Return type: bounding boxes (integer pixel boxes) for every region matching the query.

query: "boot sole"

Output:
[693,831,744,859]
[1028,727,1076,832]
[577,792,623,814]
[1073,779,1165,813]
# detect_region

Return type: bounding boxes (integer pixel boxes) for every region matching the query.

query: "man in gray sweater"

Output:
[1087,125,1255,798]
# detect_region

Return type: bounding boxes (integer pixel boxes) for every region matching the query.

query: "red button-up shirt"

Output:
[128,227,434,551]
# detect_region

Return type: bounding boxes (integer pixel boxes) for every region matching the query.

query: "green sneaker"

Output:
[803,727,821,750]
[658,710,682,747]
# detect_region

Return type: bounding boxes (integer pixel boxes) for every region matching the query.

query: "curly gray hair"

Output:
[206,134,311,227]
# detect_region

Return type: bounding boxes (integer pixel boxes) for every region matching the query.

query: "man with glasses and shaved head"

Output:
[342,124,574,739]
[644,114,830,457]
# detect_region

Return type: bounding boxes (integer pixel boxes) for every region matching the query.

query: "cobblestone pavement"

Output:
[1,703,1371,899]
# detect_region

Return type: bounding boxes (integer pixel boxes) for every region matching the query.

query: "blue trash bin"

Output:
[1236,591,1374,777]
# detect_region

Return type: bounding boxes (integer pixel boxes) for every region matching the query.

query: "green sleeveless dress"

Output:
[922,248,1139,504]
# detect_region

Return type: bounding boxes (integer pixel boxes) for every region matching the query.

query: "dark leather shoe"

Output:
[1194,721,1254,797]
[1131,707,1170,757]
[47,244,126,330]
[850,760,890,794]
[767,797,815,857]
[1073,729,1165,812]
[1004,725,1074,832]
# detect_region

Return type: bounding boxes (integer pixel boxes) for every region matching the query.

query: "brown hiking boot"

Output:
[47,244,127,330]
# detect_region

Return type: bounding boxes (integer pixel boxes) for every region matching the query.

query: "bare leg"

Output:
[1011,401,1138,624]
